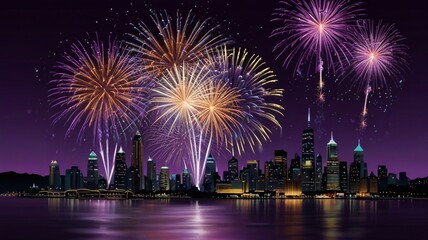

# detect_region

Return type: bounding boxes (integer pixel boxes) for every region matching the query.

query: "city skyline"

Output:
[0,0,427,179]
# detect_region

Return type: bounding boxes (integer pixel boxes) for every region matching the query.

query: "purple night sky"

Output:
[0,0,427,179]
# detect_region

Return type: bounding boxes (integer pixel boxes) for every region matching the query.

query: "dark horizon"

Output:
[0,0,427,179]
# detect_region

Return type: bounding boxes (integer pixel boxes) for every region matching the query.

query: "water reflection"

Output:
[1,198,427,239]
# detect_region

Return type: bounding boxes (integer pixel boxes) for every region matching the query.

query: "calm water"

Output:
[1,198,427,240]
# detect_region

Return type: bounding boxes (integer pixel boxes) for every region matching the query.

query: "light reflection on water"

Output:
[2,198,428,239]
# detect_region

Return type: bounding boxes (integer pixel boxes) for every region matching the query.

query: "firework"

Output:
[128,10,228,77]
[204,46,284,155]
[50,38,147,186]
[347,20,408,128]
[271,0,363,101]
[149,63,210,187]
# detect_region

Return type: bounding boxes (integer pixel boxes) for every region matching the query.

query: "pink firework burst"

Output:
[271,0,363,101]
[347,20,409,128]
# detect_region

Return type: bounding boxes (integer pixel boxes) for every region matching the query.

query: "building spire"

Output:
[307,107,311,128]
[136,129,141,136]
[118,146,124,153]
[328,131,337,145]
[354,139,364,152]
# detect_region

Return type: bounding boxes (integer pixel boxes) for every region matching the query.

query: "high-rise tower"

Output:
[86,151,99,189]
[349,140,367,193]
[49,160,61,191]
[326,132,340,191]
[302,108,315,192]
[315,154,323,191]
[203,154,216,192]
[228,157,239,181]
[273,149,287,190]
[114,147,127,190]
[132,130,144,190]
[159,166,170,191]
[146,157,156,191]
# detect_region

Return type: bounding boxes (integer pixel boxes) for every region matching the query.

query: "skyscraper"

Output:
[339,161,348,193]
[285,153,302,195]
[264,161,274,191]
[132,130,144,190]
[326,132,340,191]
[65,166,83,190]
[49,160,61,191]
[159,166,170,191]
[273,149,287,190]
[228,157,239,181]
[350,140,366,193]
[378,165,388,191]
[246,160,259,192]
[114,147,127,190]
[203,154,216,192]
[315,154,323,191]
[182,168,191,190]
[86,151,99,189]
[146,157,156,191]
[302,108,315,192]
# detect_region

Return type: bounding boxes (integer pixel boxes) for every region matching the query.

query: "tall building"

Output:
[146,157,156,191]
[65,166,83,190]
[228,157,239,181]
[398,172,409,186]
[326,132,340,191]
[126,166,138,192]
[49,160,61,191]
[273,150,287,190]
[339,161,348,193]
[86,151,99,189]
[302,108,315,192]
[315,154,323,191]
[378,165,388,191]
[203,154,216,192]
[132,130,144,190]
[349,161,360,193]
[349,140,366,193]
[264,161,274,191]
[246,160,259,192]
[182,168,191,190]
[114,147,127,190]
[387,173,397,186]
[159,166,170,191]
[285,154,302,195]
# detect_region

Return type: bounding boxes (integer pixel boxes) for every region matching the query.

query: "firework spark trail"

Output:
[50,38,147,186]
[271,0,363,101]
[149,63,209,187]
[127,10,229,78]
[346,20,408,128]
[204,46,284,155]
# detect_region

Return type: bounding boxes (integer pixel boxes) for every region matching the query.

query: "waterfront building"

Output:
[65,166,83,190]
[203,154,216,192]
[159,166,170,191]
[86,151,99,189]
[339,161,348,193]
[146,157,156,191]
[246,160,259,192]
[302,108,315,192]
[315,154,323,191]
[378,165,388,191]
[114,147,127,190]
[182,168,191,190]
[326,132,340,191]
[228,157,239,181]
[49,160,61,191]
[132,130,144,190]
[273,149,287,190]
